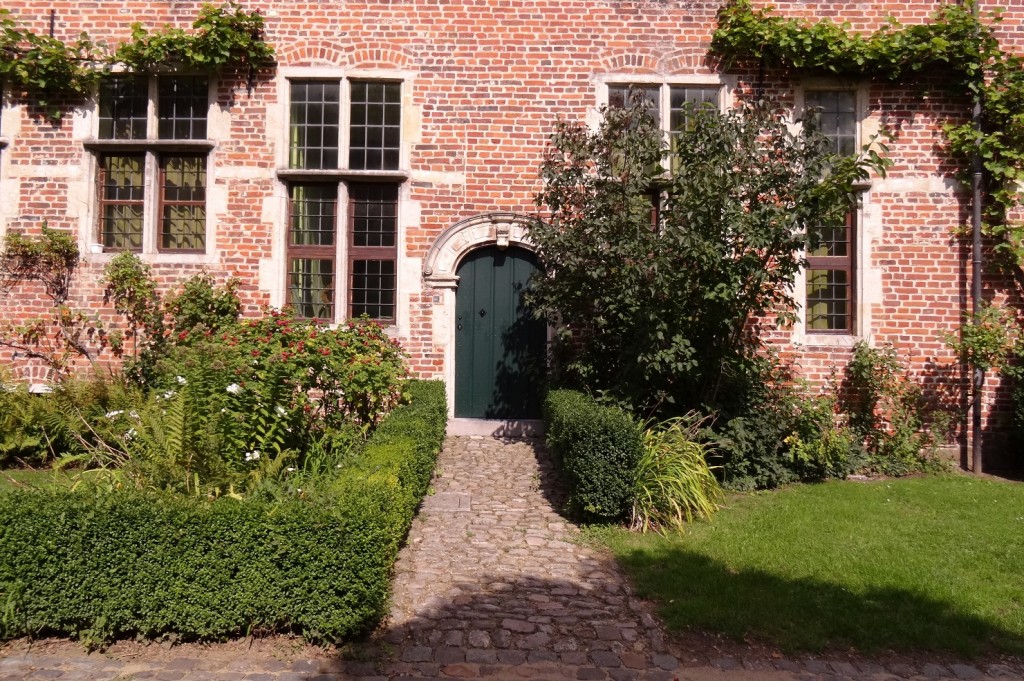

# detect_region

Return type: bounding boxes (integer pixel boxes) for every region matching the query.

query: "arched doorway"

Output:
[454,246,546,418]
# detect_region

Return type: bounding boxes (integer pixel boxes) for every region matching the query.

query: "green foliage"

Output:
[0,3,273,118]
[81,312,410,497]
[531,99,885,415]
[713,0,1024,281]
[0,227,110,372]
[842,342,943,476]
[0,373,132,468]
[101,253,242,380]
[785,392,864,481]
[941,302,1020,373]
[706,358,800,491]
[0,490,399,645]
[165,274,241,339]
[0,383,46,466]
[709,362,865,490]
[712,0,991,83]
[631,415,723,534]
[6,251,406,498]
[102,252,163,362]
[0,379,446,646]
[112,3,273,73]
[544,390,643,522]
[1012,381,1024,451]
[0,10,99,115]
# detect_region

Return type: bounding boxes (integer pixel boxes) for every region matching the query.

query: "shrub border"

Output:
[0,379,447,646]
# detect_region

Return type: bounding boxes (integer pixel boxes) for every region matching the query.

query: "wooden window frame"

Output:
[803,87,859,335]
[281,76,406,324]
[91,74,211,254]
[348,182,398,321]
[286,183,338,321]
[98,153,146,252]
[806,210,856,333]
[158,153,207,253]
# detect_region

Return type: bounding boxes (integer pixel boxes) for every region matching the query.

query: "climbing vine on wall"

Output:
[0,3,273,116]
[712,0,1024,276]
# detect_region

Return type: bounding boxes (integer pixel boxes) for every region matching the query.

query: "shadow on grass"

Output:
[615,544,1024,659]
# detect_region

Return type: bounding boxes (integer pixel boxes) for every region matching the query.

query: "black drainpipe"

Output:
[965,0,985,473]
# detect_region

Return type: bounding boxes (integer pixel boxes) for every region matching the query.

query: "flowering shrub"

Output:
[86,310,409,496]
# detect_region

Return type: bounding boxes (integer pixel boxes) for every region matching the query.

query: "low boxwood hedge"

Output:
[543,389,642,522]
[0,379,447,646]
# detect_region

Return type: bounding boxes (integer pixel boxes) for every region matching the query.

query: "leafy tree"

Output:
[529,99,887,416]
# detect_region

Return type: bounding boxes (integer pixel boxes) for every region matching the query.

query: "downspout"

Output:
[967,0,984,473]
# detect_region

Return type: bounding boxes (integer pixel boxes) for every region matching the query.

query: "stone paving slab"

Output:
[1,436,1022,681]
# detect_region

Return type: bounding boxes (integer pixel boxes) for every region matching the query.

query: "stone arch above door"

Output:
[423,213,541,426]
[423,213,536,290]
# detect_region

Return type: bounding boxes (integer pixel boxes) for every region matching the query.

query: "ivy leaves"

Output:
[0,11,99,107]
[0,3,273,118]
[711,0,994,84]
[713,0,1024,279]
[112,4,273,74]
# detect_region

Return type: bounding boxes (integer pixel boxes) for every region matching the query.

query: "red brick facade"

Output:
[1,1,1021,461]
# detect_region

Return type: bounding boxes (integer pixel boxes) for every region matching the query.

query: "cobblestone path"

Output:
[382,436,674,678]
[1,436,1022,680]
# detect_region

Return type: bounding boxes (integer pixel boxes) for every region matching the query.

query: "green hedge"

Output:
[543,389,642,522]
[0,379,447,645]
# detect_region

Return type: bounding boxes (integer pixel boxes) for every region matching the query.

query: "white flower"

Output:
[124,428,136,441]
[286,467,296,472]
[226,383,242,395]
[176,375,187,385]
[162,390,176,400]
[105,410,124,419]
[275,405,287,417]
[129,410,140,419]
[244,450,261,462]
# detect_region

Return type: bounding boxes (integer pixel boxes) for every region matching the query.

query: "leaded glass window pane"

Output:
[100,155,145,250]
[289,258,335,320]
[99,76,147,140]
[290,184,337,247]
[810,225,849,258]
[351,184,397,247]
[806,90,857,156]
[160,155,206,251]
[669,87,719,133]
[806,269,850,331]
[351,259,396,320]
[289,81,340,169]
[158,76,209,140]
[349,81,401,170]
[608,85,660,122]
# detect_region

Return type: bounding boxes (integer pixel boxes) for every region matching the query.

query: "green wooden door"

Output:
[454,246,546,418]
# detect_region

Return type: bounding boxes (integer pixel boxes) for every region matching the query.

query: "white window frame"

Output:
[83,74,216,262]
[595,74,730,130]
[0,85,11,239]
[276,68,413,327]
[792,79,876,345]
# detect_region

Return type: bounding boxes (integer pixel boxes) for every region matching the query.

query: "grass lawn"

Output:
[0,468,75,492]
[599,474,1024,657]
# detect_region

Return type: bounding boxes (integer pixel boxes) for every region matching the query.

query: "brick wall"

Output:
[1,0,1020,461]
